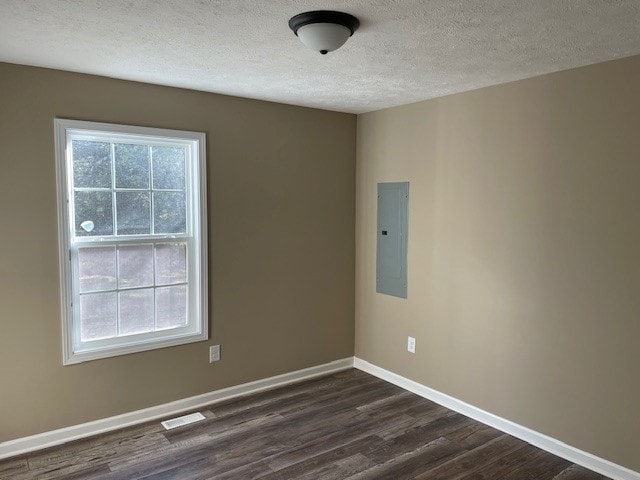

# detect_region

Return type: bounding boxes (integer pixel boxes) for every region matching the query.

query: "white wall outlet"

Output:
[407,336,416,353]
[209,344,220,363]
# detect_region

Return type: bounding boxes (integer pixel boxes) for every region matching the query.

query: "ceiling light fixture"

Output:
[288,10,360,55]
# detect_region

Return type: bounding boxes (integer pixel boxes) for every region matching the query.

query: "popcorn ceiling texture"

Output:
[0,0,638,113]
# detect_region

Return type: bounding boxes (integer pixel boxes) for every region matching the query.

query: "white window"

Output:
[54,119,208,364]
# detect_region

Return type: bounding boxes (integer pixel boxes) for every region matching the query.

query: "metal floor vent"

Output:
[161,412,206,430]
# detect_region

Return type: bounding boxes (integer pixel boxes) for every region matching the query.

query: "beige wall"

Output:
[0,62,356,441]
[356,55,640,472]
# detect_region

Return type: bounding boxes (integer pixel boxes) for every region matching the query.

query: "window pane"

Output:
[116,191,151,235]
[78,247,116,293]
[72,140,112,189]
[80,292,117,341]
[155,243,187,285]
[156,285,187,329]
[118,245,153,288]
[153,192,186,234]
[115,144,149,189]
[152,146,185,190]
[74,191,113,236]
[119,289,154,335]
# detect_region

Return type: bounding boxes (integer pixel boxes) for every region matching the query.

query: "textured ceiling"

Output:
[1,1,639,113]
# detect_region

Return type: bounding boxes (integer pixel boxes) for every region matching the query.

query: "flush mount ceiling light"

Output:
[288,10,360,55]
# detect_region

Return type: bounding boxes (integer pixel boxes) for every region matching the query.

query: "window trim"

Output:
[54,119,208,365]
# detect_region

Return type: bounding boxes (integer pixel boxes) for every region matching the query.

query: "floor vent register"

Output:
[161,412,206,430]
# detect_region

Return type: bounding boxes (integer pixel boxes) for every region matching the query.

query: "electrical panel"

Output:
[376,182,408,298]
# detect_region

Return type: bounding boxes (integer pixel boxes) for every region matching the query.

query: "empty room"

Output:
[0,1,638,479]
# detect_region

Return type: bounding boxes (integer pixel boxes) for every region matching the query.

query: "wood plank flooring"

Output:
[0,369,610,479]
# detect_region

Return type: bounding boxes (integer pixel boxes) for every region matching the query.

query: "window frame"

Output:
[54,119,208,365]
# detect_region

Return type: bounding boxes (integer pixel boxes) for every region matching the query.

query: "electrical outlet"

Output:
[209,344,220,363]
[407,336,416,353]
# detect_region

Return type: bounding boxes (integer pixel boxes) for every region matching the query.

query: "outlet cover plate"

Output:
[407,336,416,353]
[209,344,220,363]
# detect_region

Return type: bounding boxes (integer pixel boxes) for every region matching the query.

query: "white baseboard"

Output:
[354,357,639,480]
[0,357,354,460]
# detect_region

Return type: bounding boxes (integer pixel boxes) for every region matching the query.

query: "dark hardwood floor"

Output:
[0,369,610,479]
